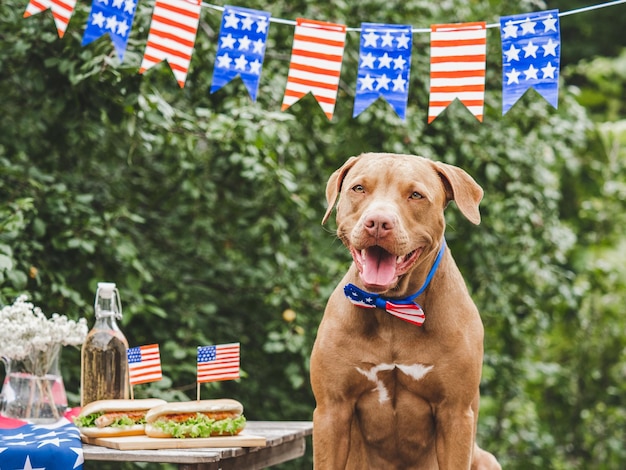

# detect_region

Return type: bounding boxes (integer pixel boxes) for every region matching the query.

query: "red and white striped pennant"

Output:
[23,0,77,38]
[139,0,202,88]
[428,22,487,123]
[281,18,346,120]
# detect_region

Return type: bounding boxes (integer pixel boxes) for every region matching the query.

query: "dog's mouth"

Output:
[351,245,423,291]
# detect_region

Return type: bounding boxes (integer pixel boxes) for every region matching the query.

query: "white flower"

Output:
[0,295,88,361]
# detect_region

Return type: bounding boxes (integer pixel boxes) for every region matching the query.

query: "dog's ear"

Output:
[433,161,483,225]
[322,156,359,225]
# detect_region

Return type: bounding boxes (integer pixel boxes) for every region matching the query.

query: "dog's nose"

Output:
[364,213,395,238]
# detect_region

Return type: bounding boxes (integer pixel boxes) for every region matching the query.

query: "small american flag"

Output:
[127,344,163,386]
[197,343,241,383]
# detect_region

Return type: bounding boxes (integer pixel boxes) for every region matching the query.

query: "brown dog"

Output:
[310,153,500,469]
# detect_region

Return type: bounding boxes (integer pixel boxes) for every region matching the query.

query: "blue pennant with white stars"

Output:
[500,9,560,114]
[210,5,271,102]
[82,0,138,62]
[353,23,412,120]
[0,417,84,470]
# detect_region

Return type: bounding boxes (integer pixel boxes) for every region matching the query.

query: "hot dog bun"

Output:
[80,423,144,438]
[76,398,167,437]
[144,399,246,438]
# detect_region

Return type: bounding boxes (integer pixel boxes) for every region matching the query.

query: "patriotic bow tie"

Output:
[344,241,446,327]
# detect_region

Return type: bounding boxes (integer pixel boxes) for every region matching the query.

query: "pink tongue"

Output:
[362,246,397,286]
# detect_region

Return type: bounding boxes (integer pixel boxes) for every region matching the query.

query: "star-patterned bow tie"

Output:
[344,240,446,326]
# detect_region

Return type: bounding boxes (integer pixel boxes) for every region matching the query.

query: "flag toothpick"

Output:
[126,343,163,399]
[196,343,241,400]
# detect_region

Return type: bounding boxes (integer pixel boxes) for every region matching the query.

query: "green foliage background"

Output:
[1,0,626,468]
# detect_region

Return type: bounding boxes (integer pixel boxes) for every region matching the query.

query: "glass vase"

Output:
[1,343,68,423]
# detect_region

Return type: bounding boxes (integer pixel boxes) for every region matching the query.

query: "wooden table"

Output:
[82,421,313,470]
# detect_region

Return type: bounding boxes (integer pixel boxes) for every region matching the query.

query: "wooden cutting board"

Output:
[81,433,266,450]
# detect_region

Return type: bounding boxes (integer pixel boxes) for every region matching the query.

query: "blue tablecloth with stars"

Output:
[0,412,83,470]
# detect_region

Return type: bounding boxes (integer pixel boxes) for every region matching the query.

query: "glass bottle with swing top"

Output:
[80,282,129,406]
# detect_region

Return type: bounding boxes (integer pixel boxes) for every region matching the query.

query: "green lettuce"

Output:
[73,411,103,428]
[73,412,144,428]
[153,413,246,439]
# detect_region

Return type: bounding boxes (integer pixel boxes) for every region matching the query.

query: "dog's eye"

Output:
[352,185,365,193]
[409,191,423,200]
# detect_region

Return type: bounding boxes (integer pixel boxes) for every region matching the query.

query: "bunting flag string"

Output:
[20,0,626,122]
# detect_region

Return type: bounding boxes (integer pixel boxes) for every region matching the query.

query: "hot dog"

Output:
[144,399,246,438]
[74,398,167,437]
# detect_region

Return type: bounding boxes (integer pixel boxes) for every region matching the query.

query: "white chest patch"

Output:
[356,363,434,404]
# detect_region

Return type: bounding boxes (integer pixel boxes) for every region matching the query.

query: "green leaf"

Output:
[0,254,13,271]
